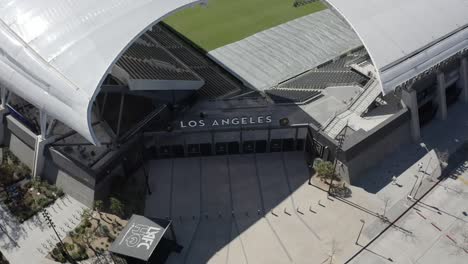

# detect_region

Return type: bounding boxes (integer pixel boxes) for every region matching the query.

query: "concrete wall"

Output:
[7,134,34,170]
[338,109,411,183]
[42,158,94,207]
[4,115,37,169]
[56,169,95,208]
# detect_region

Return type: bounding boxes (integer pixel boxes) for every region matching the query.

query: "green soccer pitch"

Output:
[164,0,326,51]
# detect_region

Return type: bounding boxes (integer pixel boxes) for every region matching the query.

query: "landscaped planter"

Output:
[49,210,126,263]
[0,148,30,188]
[4,180,64,222]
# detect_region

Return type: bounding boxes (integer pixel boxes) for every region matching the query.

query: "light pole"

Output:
[41,210,76,264]
[328,124,347,197]
[355,219,365,245]
[139,134,152,195]
[420,142,430,153]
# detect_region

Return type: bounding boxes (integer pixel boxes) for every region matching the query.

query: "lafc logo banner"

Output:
[180,115,272,128]
[120,223,162,250]
[109,215,170,261]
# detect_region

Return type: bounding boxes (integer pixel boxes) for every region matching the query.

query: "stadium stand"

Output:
[116,56,197,81]
[146,24,245,98]
[114,23,247,99]
[265,89,323,104]
[279,71,368,90]
[116,35,199,81]
[278,48,370,90]
[317,57,349,71]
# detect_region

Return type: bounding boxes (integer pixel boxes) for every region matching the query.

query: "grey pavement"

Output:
[145,153,374,263]
[0,195,87,264]
[348,102,468,263]
[351,159,468,264]
[142,102,468,264]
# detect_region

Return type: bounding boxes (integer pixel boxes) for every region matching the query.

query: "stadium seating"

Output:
[278,48,370,90]
[147,26,182,48]
[265,89,323,104]
[146,24,244,98]
[166,47,206,66]
[116,23,261,98]
[116,56,197,81]
[279,71,368,90]
[317,56,348,71]
[194,67,242,98]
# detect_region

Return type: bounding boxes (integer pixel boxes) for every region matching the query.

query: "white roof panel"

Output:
[324,0,468,93]
[0,0,203,144]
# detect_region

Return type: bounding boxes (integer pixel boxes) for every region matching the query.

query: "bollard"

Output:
[309,205,317,214]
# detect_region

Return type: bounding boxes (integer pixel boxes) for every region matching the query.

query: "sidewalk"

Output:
[0,195,87,264]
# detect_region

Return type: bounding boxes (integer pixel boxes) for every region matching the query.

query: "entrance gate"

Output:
[144,125,309,159]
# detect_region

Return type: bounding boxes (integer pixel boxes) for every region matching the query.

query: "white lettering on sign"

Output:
[180,115,273,129]
[119,223,162,250]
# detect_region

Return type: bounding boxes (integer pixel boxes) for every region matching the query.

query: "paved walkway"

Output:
[347,101,468,263]
[142,102,468,264]
[351,154,468,264]
[145,153,374,263]
[0,195,87,264]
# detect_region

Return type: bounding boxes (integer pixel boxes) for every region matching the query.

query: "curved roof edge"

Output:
[0,0,204,144]
[323,0,468,94]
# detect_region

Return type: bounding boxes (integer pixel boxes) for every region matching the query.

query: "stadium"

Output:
[0,0,468,263]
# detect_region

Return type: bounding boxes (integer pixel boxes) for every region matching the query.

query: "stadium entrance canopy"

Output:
[1,0,467,144]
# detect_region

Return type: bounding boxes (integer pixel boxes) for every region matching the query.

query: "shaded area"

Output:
[145,152,331,263]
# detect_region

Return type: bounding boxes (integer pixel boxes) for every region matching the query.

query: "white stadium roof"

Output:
[324,0,468,94]
[0,0,204,144]
[0,0,468,143]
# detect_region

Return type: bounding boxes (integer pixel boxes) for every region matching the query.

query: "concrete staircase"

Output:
[323,110,352,139]
[348,78,381,116]
[322,78,381,139]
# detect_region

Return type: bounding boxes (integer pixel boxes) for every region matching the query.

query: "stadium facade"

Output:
[0,0,467,206]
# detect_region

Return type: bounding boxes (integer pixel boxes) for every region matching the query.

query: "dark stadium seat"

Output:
[279,71,368,90]
[115,23,245,98]
[278,48,370,90]
[265,89,323,104]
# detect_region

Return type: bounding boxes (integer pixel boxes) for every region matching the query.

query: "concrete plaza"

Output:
[145,152,378,264]
[348,102,468,263]
[144,102,468,264]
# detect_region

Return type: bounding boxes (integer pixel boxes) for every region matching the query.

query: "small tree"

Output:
[93,200,104,225]
[314,160,335,181]
[94,201,104,216]
[81,209,92,228]
[109,197,124,218]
